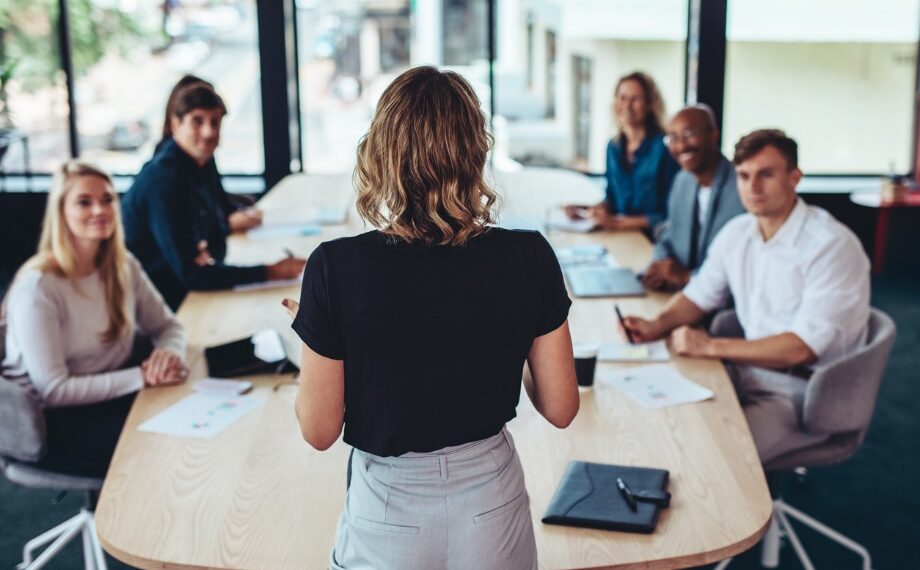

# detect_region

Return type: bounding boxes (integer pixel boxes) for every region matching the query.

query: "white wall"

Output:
[723,42,917,173]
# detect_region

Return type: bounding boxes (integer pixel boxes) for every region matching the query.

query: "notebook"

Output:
[563,266,646,298]
[542,461,670,534]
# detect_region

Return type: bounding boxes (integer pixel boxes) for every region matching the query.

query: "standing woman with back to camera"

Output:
[282,66,579,569]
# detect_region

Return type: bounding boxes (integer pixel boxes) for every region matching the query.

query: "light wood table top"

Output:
[96,169,771,569]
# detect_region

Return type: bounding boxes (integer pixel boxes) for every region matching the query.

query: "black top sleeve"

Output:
[532,233,572,337]
[292,245,345,360]
[142,166,267,291]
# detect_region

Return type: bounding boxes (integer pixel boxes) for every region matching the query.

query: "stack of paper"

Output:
[546,209,595,233]
[599,364,714,409]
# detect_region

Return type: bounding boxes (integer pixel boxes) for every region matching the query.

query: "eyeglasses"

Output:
[664,129,701,146]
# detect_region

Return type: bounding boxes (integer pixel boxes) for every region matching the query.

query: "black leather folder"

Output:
[204,330,290,378]
[542,461,670,534]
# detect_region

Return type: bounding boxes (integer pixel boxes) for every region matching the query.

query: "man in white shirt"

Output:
[622,129,870,462]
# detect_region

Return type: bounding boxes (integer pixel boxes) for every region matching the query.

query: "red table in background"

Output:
[850,191,920,274]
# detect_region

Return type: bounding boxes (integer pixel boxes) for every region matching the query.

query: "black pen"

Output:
[614,304,636,345]
[283,247,295,258]
[616,477,638,512]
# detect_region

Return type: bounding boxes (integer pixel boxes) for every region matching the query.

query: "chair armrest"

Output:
[0,376,46,462]
[802,311,896,434]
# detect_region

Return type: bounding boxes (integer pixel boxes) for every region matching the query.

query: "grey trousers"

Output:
[329,427,537,570]
[726,363,830,464]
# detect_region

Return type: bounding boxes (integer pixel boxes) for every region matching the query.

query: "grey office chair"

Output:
[709,308,896,570]
[0,321,109,570]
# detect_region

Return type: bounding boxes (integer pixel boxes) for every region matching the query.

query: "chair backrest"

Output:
[802,308,896,435]
[0,320,47,462]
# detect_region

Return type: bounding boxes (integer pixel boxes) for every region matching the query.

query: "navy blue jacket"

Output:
[604,132,680,228]
[121,138,266,310]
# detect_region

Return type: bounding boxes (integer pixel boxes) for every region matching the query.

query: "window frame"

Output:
[1,0,918,185]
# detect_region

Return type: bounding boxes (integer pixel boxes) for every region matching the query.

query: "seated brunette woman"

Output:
[121,81,304,310]
[282,66,579,570]
[2,160,187,478]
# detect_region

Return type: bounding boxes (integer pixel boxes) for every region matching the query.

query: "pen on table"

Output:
[614,304,636,345]
[283,247,295,258]
[616,476,638,512]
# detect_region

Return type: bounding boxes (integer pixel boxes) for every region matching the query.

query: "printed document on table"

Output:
[599,364,714,409]
[138,392,266,439]
[598,340,669,362]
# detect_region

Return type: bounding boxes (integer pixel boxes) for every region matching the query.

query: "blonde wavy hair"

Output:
[16,160,131,343]
[355,66,497,246]
[613,71,667,134]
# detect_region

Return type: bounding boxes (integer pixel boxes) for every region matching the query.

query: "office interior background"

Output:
[0,0,918,568]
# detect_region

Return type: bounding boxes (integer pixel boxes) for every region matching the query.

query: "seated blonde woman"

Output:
[2,160,187,478]
[282,66,579,570]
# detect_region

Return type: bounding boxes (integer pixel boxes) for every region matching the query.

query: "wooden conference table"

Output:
[96,168,771,569]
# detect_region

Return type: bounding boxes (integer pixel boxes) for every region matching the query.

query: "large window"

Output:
[0,0,262,176]
[296,0,489,172]
[74,0,263,174]
[0,1,70,173]
[4,0,920,180]
[724,0,920,174]
[493,0,687,172]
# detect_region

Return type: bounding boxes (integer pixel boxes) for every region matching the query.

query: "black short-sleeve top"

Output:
[292,228,571,457]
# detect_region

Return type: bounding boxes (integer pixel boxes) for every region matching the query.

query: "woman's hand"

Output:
[592,211,649,231]
[141,349,189,387]
[228,208,264,232]
[282,298,300,320]
[563,204,592,220]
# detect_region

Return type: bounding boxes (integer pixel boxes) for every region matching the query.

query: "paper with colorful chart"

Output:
[138,392,266,439]
[599,364,714,409]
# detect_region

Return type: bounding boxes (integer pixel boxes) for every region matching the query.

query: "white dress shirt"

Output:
[683,199,870,365]
[697,185,713,227]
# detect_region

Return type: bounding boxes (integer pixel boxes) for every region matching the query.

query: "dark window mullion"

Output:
[56,0,79,158]
[687,0,727,131]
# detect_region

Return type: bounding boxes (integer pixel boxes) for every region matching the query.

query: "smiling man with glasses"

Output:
[642,105,746,292]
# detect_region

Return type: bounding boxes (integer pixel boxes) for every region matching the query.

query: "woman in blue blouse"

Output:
[566,71,678,232]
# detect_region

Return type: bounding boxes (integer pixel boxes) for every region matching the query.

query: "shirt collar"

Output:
[612,130,661,157]
[750,197,808,245]
[158,137,205,175]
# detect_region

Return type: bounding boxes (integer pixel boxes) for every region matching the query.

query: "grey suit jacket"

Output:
[652,154,745,270]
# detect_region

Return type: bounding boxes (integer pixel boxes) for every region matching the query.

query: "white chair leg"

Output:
[18,511,88,570]
[82,513,97,570]
[86,512,108,570]
[775,507,815,570]
[777,500,873,570]
[759,511,781,568]
[713,558,733,569]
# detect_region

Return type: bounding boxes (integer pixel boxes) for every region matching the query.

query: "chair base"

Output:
[714,499,873,570]
[17,507,108,570]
